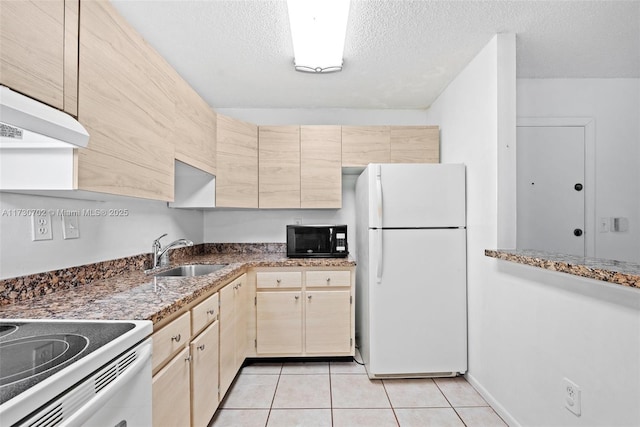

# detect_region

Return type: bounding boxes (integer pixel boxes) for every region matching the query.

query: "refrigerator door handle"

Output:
[376,228,383,283]
[375,164,383,228]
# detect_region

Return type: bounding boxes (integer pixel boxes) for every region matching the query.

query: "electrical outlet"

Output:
[294,217,303,225]
[563,377,581,416]
[31,213,53,241]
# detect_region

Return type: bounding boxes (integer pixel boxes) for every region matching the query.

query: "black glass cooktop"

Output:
[0,321,135,404]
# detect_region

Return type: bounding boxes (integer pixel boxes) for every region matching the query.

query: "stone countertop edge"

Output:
[0,253,356,325]
[485,249,640,289]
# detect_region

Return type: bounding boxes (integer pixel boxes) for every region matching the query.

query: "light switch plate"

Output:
[62,214,80,239]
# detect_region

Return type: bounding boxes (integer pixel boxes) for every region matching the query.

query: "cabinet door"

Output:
[173,76,217,176]
[77,0,175,200]
[216,114,258,208]
[234,276,248,372]
[300,126,342,208]
[218,282,236,399]
[152,347,191,427]
[341,126,390,167]
[258,126,300,208]
[0,0,67,111]
[190,321,219,427]
[305,290,351,354]
[390,126,439,163]
[256,291,302,354]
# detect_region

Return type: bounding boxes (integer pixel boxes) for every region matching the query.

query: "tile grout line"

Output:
[380,379,401,427]
[264,364,283,427]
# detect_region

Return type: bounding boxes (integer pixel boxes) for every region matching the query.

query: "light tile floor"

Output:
[210,355,508,427]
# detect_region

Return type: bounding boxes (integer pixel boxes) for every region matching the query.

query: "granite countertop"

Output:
[485,249,640,289]
[0,250,356,325]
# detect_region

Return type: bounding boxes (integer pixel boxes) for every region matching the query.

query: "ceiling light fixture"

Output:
[286,0,350,73]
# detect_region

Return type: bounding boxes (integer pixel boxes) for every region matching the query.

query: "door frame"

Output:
[516,117,595,257]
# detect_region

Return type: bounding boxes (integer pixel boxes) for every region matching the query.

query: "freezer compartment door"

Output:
[368,228,467,376]
[366,163,466,228]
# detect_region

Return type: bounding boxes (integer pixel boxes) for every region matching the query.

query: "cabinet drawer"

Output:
[152,311,191,371]
[306,270,351,287]
[192,292,219,336]
[257,271,302,289]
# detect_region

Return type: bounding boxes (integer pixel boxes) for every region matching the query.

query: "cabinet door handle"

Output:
[276,279,281,285]
[198,344,206,351]
[171,334,181,343]
[185,354,192,362]
[326,278,331,284]
[294,295,299,300]
[308,295,312,300]
[207,309,215,315]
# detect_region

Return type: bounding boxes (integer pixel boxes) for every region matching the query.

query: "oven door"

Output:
[19,338,152,427]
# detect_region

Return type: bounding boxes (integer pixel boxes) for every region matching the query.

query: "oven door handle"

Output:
[61,340,152,427]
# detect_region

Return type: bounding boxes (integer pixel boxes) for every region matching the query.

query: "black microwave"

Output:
[286,225,348,258]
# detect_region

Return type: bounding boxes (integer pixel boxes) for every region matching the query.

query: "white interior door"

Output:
[517,126,585,256]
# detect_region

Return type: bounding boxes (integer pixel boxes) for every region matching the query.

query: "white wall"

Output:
[425,34,640,426]
[517,78,640,262]
[0,192,203,279]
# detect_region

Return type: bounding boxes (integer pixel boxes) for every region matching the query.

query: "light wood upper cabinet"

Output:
[173,76,217,176]
[301,125,342,209]
[77,0,175,201]
[216,114,259,208]
[341,126,390,167]
[0,0,78,115]
[390,126,439,163]
[259,126,301,208]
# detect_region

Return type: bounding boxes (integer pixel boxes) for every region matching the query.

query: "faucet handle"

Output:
[153,233,168,246]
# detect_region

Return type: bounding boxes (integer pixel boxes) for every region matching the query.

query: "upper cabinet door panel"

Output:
[173,76,216,176]
[341,126,390,167]
[216,114,259,208]
[390,126,439,163]
[0,0,66,111]
[300,125,342,209]
[77,0,175,200]
[259,126,300,209]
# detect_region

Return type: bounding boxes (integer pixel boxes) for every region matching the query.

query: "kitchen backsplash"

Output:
[0,243,286,306]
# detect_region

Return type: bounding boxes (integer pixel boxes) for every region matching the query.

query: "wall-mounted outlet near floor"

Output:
[31,213,53,241]
[563,377,582,416]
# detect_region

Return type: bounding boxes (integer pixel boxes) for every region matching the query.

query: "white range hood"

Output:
[0,85,90,190]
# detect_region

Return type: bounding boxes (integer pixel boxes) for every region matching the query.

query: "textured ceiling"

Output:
[110,0,640,109]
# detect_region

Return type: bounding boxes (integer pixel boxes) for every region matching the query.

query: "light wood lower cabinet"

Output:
[152,291,221,427]
[305,290,351,353]
[152,346,191,427]
[219,274,248,399]
[255,269,354,357]
[190,320,219,427]
[256,291,303,354]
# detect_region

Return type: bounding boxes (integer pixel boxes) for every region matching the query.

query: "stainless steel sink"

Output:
[154,264,227,277]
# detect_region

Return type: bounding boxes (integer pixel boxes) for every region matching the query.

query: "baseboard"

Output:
[464,372,521,427]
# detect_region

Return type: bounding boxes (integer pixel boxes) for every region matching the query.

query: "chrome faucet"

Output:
[152,234,194,269]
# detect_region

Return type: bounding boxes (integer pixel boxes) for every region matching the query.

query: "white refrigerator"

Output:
[355,163,467,378]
